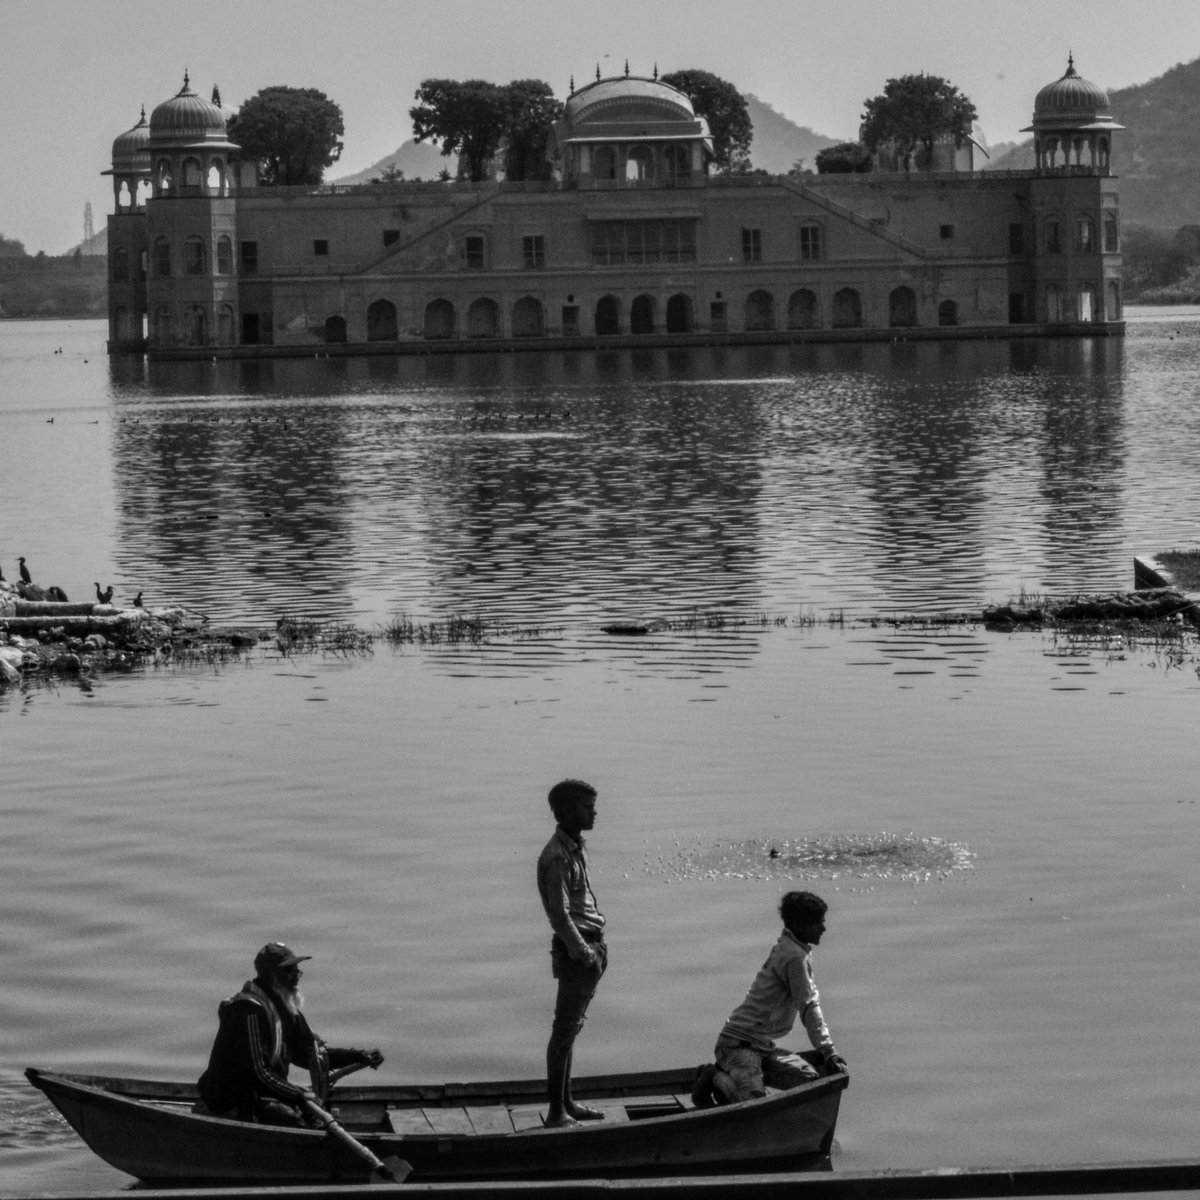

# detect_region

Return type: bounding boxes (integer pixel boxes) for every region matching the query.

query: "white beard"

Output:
[272,981,305,1016]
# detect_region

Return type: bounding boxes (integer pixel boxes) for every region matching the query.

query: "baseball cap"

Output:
[254,942,312,974]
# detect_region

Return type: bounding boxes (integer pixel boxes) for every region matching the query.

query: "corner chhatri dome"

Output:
[110,106,150,172]
[1028,55,1121,130]
[149,71,230,143]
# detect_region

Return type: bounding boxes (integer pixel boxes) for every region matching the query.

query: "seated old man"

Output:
[197,942,383,1126]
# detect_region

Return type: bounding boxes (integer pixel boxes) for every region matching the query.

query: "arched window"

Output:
[136,179,153,207]
[183,236,206,276]
[207,159,226,195]
[185,305,208,345]
[117,181,132,210]
[1045,284,1063,323]
[467,297,500,338]
[154,306,172,344]
[216,236,233,275]
[664,144,689,183]
[1045,218,1062,254]
[113,246,130,282]
[421,298,453,340]
[1077,282,1096,322]
[595,295,621,335]
[593,146,617,181]
[626,146,654,182]
[832,288,862,328]
[512,296,544,337]
[153,238,171,277]
[787,289,819,329]
[1097,137,1110,171]
[369,299,400,341]
[889,286,918,327]
[631,294,655,334]
[323,314,347,343]
[1075,216,1095,253]
[1103,213,1119,253]
[218,305,235,344]
[182,157,203,194]
[744,289,775,332]
[155,158,173,193]
[666,293,693,333]
[1106,280,1121,321]
[938,299,959,327]
[113,306,130,340]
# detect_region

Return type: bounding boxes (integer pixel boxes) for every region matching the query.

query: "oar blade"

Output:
[370,1155,413,1184]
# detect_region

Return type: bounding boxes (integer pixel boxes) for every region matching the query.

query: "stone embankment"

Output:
[0,582,264,686]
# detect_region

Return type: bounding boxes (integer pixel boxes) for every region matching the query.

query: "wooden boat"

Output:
[26,1064,845,1185]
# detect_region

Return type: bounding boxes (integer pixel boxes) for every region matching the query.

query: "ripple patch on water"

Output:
[652,831,975,885]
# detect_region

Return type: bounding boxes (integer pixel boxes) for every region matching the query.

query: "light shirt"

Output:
[537,825,605,959]
[719,929,834,1055]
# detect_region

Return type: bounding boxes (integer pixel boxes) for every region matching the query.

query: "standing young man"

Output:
[536,778,607,1127]
[713,891,847,1103]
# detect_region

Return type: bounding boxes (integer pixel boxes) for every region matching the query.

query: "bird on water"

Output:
[19,557,32,584]
[95,583,114,604]
[132,592,144,608]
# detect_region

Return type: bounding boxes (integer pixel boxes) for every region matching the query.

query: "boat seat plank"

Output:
[385,1107,436,1135]
[422,1107,476,1137]
[464,1105,516,1135]
[509,1103,547,1131]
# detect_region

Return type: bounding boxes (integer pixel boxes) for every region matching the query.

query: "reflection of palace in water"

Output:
[105,59,1123,360]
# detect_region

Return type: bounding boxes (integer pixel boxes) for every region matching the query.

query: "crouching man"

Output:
[713,892,847,1103]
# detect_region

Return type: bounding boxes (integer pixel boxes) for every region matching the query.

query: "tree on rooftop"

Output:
[859,73,977,172]
[815,141,873,174]
[228,86,345,185]
[660,69,752,173]
[410,79,507,182]
[500,79,564,182]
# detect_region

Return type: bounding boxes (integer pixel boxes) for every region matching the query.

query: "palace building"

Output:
[104,59,1123,359]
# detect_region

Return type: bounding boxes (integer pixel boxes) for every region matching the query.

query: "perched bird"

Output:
[95,582,114,605]
[19,557,32,584]
[132,591,144,608]
[46,586,69,602]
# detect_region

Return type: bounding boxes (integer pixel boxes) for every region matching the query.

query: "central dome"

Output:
[150,73,229,143]
[564,74,699,125]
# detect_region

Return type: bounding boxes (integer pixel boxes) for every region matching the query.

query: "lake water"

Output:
[2,316,1199,1192]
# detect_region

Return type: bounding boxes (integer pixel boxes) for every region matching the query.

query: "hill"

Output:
[333,139,456,185]
[986,55,1200,229]
[744,94,839,173]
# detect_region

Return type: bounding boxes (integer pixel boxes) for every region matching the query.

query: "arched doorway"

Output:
[937,299,958,327]
[631,294,655,334]
[665,293,693,333]
[217,305,235,344]
[324,315,347,343]
[744,289,775,332]
[421,299,453,340]
[512,296,544,337]
[889,287,918,327]
[832,288,862,328]
[1077,283,1096,322]
[369,299,399,341]
[467,298,499,338]
[595,295,621,335]
[1106,281,1121,321]
[1045,284,1063,323]
[787,289,818,330]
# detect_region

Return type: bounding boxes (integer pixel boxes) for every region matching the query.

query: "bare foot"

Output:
[566,1103,605,1121]
[543,1112,579,1128]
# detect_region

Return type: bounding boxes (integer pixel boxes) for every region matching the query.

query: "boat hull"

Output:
[26,1066,845,1184]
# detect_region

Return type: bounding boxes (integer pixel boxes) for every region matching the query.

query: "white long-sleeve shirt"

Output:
[719,929,835,1055]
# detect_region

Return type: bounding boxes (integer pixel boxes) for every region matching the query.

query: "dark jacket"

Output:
[197,979,365,1116]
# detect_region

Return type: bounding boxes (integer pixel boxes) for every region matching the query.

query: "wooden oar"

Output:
[301,1097,411,1184]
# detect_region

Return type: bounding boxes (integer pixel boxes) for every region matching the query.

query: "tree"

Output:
[0,233,29,257]
[410,79,507,183]
[660,69,752,173]
[500,79,563,182]
[859,74,977,172]
[228,86,345,186]
[410,78,562,183]
[815,142,873,174]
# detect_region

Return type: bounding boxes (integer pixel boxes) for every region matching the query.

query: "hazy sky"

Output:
[4,0,1199,254]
